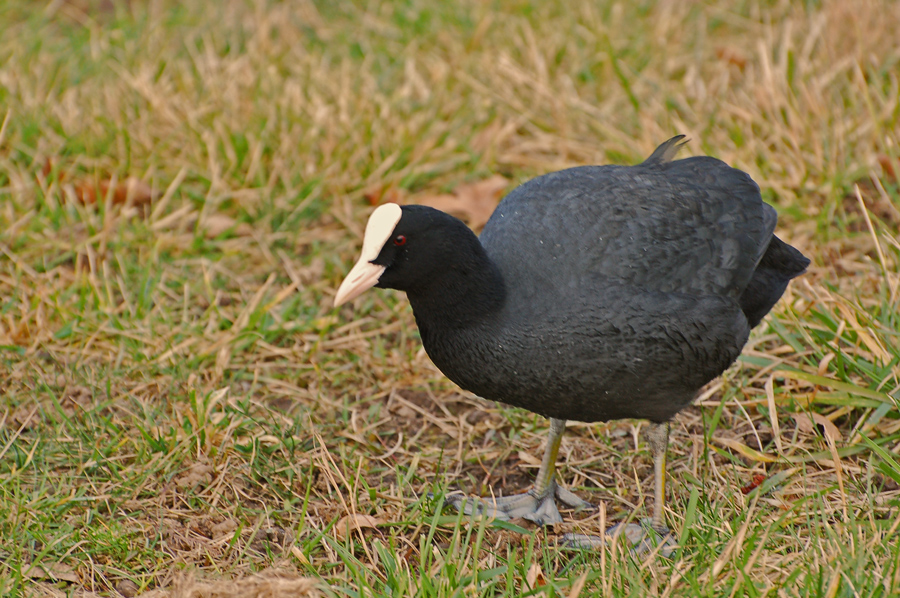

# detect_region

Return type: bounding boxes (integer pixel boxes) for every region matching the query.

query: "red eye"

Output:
[393,235,407,246]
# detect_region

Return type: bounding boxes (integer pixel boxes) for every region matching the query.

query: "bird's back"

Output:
[481,147,777,314]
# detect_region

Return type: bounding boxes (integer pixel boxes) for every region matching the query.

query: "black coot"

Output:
[335,137,809,547]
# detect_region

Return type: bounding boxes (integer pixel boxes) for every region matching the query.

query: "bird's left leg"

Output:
[443,418,592,525]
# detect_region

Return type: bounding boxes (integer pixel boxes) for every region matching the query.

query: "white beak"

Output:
[334,203,403,307]
[334,260,386,306]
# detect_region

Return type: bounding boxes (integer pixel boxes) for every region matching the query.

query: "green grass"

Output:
[1,0,900,596]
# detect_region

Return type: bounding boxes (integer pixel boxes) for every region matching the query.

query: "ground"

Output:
[1,0,899,596]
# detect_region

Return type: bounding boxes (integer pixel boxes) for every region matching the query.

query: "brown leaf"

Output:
[139,571,321,598]
[202,214,254,238]
[24,562,79,584]
[791,412,841,442]
[364,185,403,206]
[525,562,547,589]
[55,0,119,16]
[417,175,508,230]
[715,47,748,70]
[878,154,898,182]
[333,513,382,541]
[740,473,767,495]
[363,186,382,206]
[72,177,154,207]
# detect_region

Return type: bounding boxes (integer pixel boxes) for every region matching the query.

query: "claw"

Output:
[442,479,593,527]
[561,518,676,558]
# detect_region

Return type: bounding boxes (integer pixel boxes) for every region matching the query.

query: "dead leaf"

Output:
[255,434,282,446]
[24,562,79,584]
[878,154,899,182]
[138,571,321,598]
[55,0,119,17]
[364,185,403,206]
[791,412,842,442]
[71,177,154,207]
[715,46,748,70]
[333,513,382,541]
[417,175,508,230]
[525,562,547,590]
[740,473,767,495]
[202,214,254,238]
[38,160,155,207]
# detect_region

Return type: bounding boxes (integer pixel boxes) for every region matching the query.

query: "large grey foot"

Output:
[444,480,593,526]
[561,518,676,558]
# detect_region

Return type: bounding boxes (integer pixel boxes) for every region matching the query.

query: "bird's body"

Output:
[385,140,805,424]
[335,137,809,549]
[417,278,747,424]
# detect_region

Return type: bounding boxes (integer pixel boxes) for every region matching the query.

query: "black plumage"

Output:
[336,137,809,546]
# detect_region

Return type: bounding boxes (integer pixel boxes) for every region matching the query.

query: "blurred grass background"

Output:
[0,0,899,596]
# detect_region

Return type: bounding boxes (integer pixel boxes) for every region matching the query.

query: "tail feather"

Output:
[740,235,809,328]
[641,135,689,166]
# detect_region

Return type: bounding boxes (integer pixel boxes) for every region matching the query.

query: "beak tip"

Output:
[334,262,385,310]
[333,286,352,308]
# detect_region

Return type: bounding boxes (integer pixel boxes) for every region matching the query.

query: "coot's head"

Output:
[334,204,473,306]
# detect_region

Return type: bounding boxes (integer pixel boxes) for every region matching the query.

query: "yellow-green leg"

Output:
[533,417,565,494]
[562,421,675,557]
[647,421,670,532]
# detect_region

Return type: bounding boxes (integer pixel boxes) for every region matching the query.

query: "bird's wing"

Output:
[480,155,773,301]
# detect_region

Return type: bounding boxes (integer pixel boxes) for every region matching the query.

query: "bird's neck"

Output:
[406,244,507,398]
[405,239,506,333]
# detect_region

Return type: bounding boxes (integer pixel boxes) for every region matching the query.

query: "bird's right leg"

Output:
[562,421,675,557]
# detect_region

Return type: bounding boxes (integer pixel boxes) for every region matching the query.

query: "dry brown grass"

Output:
[1,0,899,596]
